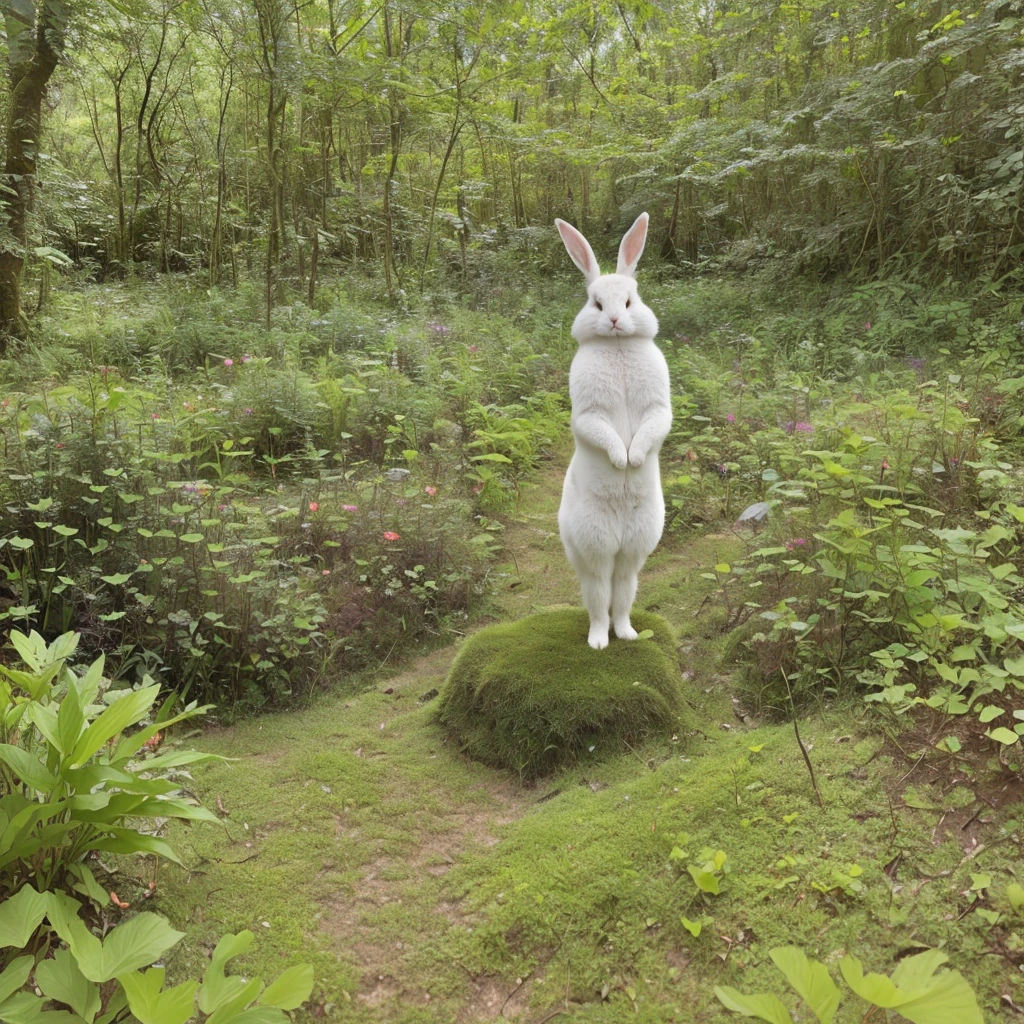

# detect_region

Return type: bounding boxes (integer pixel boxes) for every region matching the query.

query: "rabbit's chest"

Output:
[571,346,660,418]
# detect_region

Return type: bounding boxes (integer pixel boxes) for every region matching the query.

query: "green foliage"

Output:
[437,610,691,778]
[715,946,983,1024]
[0,889,313,1024]
[0,291,553,706]
[0,629,217,897]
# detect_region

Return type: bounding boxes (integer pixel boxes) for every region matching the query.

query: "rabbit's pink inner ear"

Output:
[555,218,599,284]
[616,212,649,277]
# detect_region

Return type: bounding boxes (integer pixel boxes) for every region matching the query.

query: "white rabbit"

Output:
[554,213,672,650]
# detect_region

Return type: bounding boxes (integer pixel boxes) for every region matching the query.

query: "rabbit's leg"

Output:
[568,543,614,649]
[611,548,645,640]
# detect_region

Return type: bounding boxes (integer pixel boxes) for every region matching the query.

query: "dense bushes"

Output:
[658,276,1024,744]
[0,282,565,708]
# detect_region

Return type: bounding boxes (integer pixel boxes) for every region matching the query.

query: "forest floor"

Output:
[151,455,1024,1023]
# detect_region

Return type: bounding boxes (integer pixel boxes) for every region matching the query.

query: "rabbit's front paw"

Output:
[588,627,609,650]
[609,447,628,470]
[628,447,646,468]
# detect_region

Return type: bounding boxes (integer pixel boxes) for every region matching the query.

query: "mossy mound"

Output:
[437,609,690,778]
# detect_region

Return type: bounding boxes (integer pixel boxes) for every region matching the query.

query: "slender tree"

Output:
[0,0,68,349]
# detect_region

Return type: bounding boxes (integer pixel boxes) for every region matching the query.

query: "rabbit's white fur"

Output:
[555,213,672,649]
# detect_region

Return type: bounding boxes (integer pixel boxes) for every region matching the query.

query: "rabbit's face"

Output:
[573,273,658,342]
[555,213,658,343]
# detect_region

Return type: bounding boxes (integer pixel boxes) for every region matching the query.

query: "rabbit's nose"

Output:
[610,316,619,325]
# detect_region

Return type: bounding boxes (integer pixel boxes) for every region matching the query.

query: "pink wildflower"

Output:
[322,569,331,576]
[864,322,872,330]
[881,458,890,471]
[726,413,735,424]
[468,345,479,354]
[242,354,253,363]
[342,504,358,512]
[425,486,437,497]
[785,538,808,552]
[383,531,400,542]
[224,358,234,367]
[151,413,159,421]
[308,502,319,512]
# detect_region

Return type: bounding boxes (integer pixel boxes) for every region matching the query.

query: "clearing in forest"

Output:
[153,459,1024,1023]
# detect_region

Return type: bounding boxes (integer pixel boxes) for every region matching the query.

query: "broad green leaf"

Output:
[888,948,949,994]
[210,930,255,971]
[0,745,57,794]
[70,686,159,765]
[890,965,984,1024]
[259,965,314,1010]
[0,989,80,1024]
[203,977,261,1024]
[88,913,185,983]
[36,947,101,1023]
[1004,655,1024,677]
[839,955,902,1008]
[986,727,1019,745]
[25,704,62,753]
[687,864,720,894]
[45,892,103,969]
[47,893,183,983]
[714,985,794,1023]
[199,931,257,1015]
[110,703,214,763]
[1007,882,1024,912]
[88,828,182,863]
[99,573,132,586]
[58,677,85,757]
[119,968,197,1024]
[0,957,34,1004]
[68,863,110,906]
[770,947,840,1024]
[978,704,1004,723]
[680,916,702,937]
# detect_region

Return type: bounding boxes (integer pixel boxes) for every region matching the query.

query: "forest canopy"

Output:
[0,0,1021,340]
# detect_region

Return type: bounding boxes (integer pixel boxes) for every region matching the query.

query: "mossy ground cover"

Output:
[148,459,1024,1022]
[437,609,689,778]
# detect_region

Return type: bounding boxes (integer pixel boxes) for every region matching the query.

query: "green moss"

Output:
[437,609,692,778]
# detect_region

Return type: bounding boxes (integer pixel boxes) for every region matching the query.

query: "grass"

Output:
[436,609,689,778]
[141,452,1024,1022]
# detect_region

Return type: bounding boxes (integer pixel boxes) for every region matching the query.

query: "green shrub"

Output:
[0,629,217,900]
[437,609,692,778]
[716,944,982,1024]
[0,889,314,1024]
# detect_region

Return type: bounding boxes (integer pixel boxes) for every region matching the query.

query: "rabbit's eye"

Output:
[595,300,603,311]
[626,298,632,308]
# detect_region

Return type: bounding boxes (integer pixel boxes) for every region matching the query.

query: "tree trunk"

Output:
[0,0,66,350]
[308,221,318,307]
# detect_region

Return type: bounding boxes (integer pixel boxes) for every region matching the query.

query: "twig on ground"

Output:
[781,669,824,809]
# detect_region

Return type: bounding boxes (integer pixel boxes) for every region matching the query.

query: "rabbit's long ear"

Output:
[555,219,600,285]
[616,212,649,277]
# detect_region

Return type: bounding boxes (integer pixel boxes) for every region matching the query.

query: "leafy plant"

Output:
[0,888,314,1024]
[714,945,983,1024]
[0,629,218,899]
